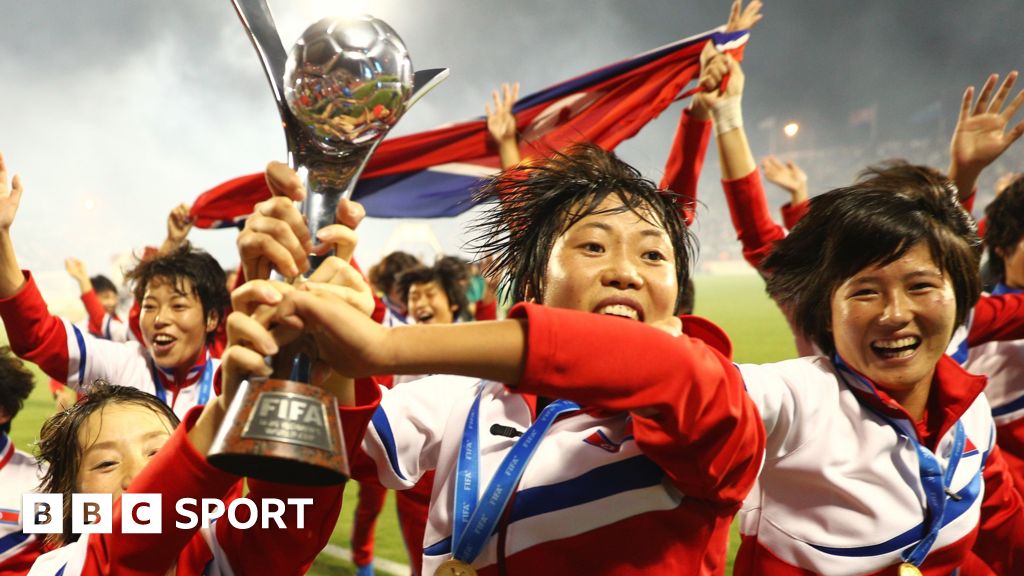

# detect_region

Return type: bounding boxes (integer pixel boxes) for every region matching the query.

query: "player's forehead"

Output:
[559,194,668,238]
[78,403,172,450]
[144,275,197,299]
[410,280,442,294]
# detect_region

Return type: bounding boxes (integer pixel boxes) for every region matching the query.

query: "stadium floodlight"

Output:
[783,122,799,138]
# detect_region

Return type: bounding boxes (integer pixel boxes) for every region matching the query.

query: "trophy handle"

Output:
[230,0,288,111]
[411,68,451,109]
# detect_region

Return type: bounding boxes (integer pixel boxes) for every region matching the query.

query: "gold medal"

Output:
[898,562,922,576]
[434,559,478,576]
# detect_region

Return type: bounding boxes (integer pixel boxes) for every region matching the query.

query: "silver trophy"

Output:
[208,1,448,485]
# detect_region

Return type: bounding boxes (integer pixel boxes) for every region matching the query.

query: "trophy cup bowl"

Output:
[208,13,417,485]
[284,15,413,153]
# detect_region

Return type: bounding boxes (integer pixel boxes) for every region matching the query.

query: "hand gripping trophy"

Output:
[208,0,448,485]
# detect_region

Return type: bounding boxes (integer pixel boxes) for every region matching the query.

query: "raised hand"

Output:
[762,156,808,204]
[270,284,389,379]
[166,203,194,246]
[64,257,92,292]
[237,161,314,280]
[486,82,522,169]
[949,71,1024,196]
[486,82,519,145]
[0,153,23,233]
[64,257,87,281]
[725,0,763,32]
[693,50,745,115]
[219,281,285,404]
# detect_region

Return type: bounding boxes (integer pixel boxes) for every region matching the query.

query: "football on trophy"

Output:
[284,15,414,153]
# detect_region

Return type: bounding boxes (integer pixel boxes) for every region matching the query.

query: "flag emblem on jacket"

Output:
[584,430,623,453]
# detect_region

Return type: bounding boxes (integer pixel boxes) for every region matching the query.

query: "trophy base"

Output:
[208,378,350,486]
[207,452,346,486]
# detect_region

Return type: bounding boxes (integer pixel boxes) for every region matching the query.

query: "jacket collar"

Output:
[834,354,987,449]
[151,347,210,393]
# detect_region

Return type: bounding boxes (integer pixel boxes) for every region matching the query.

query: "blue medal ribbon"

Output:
[150,350,214,408]
[451,389,580,565]
[835,356,968,569]
[990,282,1021,296]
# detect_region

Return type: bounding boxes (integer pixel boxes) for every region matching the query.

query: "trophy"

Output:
[208,0,448,485]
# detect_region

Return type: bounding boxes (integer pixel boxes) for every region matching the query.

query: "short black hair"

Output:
[679,277,696,315]
[436,256,470,283]
[0,347,34,435]
[764,175,981,356]
[124,243,229,343]
[984,177,1024,283]
[371,251,421,294]
[855,160,955,194]
[468,143,693,313]
[89,274,117,295]
[397,264,469,321]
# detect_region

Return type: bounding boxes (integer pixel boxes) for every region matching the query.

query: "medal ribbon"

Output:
[990,282,1021,296]
[451,390,579,565]
[151,349,214,408]
[835,357,966,569]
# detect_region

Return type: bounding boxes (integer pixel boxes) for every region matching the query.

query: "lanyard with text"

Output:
[835,357,966,570]
[451,391,580,566]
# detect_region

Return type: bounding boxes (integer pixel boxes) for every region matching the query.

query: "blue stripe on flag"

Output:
[370,407,407,481]
[355,171,483,219]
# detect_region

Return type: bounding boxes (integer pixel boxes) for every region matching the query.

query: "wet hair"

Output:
[36,381,179,546]
[397,264,469,322]
[0,347,34,436]
[468,143,693,313]
[372,251,421,294]
[124,243,229,343]
[764,172,981,356]
[679,277,696,316]
[89,275,117,296]
[983,177,1024,283]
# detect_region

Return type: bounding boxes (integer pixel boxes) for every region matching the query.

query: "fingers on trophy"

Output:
[209,7,445,485]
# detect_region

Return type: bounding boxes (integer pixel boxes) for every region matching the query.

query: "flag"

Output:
[191,27,749,224]
[190,173,268,229]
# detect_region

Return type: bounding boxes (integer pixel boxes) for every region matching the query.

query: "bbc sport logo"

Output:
[21,494,313,534]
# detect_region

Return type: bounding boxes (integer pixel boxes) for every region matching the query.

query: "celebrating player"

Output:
[0,152,229,419]
[224,143,765,575]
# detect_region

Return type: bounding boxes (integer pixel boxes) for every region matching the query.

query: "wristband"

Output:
[710,95,743,135]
